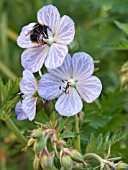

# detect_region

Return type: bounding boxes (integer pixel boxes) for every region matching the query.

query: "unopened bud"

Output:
[33,154,39,170]
[61,153,72,170]
[64,148,85,164]
[120,72,128,89]
[115,162,128,170]
[32,128,43,139]
[54,157,61,169]
[120,62,128,74]
[22,138,36,152]
[44,100,54,116]
[40,148,54,170]
[36,140,45,154]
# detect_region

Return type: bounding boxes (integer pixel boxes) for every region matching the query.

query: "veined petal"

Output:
[72,52,94,81]
[55,88,83,116]
[48,53,72,80]
[38,73,63,100]
[20,70,37,96]
[37,5,60,34]
[17,23,39,48]
[45,43,68,69]
[76,76,102,103]
[15,102,28,120]
[21,45,49,73]
[54,15,75,45]
[22,96,37,121]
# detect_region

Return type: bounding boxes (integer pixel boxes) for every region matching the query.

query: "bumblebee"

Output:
[27,23,50,45]
[17,92,25,102]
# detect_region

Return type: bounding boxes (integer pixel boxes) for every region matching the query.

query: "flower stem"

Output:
[83,153,105,168]
[75,114,81,152]
[5,117,27,146]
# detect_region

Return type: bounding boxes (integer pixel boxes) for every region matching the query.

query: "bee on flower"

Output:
[17,5,75,72]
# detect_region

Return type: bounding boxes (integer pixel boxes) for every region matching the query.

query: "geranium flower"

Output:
[15,70,37,120]
[38,52,102,116]
[17,5,75,72]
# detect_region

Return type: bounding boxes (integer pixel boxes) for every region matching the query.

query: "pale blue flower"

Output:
[17,5,75,72]
[38,52,102,116]
[15,70,37,121]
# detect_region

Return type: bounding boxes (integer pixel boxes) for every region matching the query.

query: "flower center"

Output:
[43,28,54,45]
[60,79,76,94]
[68,79,76,86]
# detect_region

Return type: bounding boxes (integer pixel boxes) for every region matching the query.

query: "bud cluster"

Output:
[23,123,87,170]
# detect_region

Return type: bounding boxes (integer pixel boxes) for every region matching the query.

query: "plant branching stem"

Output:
[5,117,27,146]
[83,153,105,168]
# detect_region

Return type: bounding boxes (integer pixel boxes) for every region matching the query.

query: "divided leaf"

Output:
[86,131,128,155]
[0,78,20,121]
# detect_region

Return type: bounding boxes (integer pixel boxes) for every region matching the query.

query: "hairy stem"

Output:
[83,153,105,168]
[5,117,27,146]
[75,114,81,152]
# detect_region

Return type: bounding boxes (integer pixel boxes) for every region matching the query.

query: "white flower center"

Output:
[43,28,54,45]
[68,79,76,86]
[60,79,77,94]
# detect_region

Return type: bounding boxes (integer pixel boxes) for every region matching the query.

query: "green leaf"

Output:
[60,131,80,139]
[86,131,128,154]
[101,39,128,50]
[115,21,128,35]
[58,117,67,133]
[0,78,20,121]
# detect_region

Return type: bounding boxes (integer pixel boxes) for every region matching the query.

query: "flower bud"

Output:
[54,157,61,169]
[40,147,54,170]
[64,148,85,164]
[22,138,36,152]
[61,153,73,170]
[33,154,39,170]
[32,128,43,139]
[36,140,45,154]
[120,72,128,89]
[115,162,128,170]
[120,61,128,74]
[44,100,54,116]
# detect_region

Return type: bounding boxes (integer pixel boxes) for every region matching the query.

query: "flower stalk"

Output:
[75,114,81,152]
[5,117,27,146]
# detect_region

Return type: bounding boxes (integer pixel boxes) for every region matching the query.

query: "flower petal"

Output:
[21,45,49,73]
[17,23,39,48]
[72,52,94,81]
[15,102,28,120]
[76,76,102,103]
[45,43,68,69]
[38,73,63,100]
[22,96,37,121]
[37,5,60,34]
[54,15,75,45]
[20,70,37,96]
[55,88,83,116]
[48,53,72,80]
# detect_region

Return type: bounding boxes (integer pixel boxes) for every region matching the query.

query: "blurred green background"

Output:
[0,0,128,169]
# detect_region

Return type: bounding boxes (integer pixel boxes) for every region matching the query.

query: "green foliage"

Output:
[0,78,20,120]
[86,131,128,155]
[0,0,128,169]
[115,21,128,35]
[101,39,128,50]
[60,131,80,139]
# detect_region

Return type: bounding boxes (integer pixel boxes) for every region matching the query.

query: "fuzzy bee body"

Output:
[27,23,50,45]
